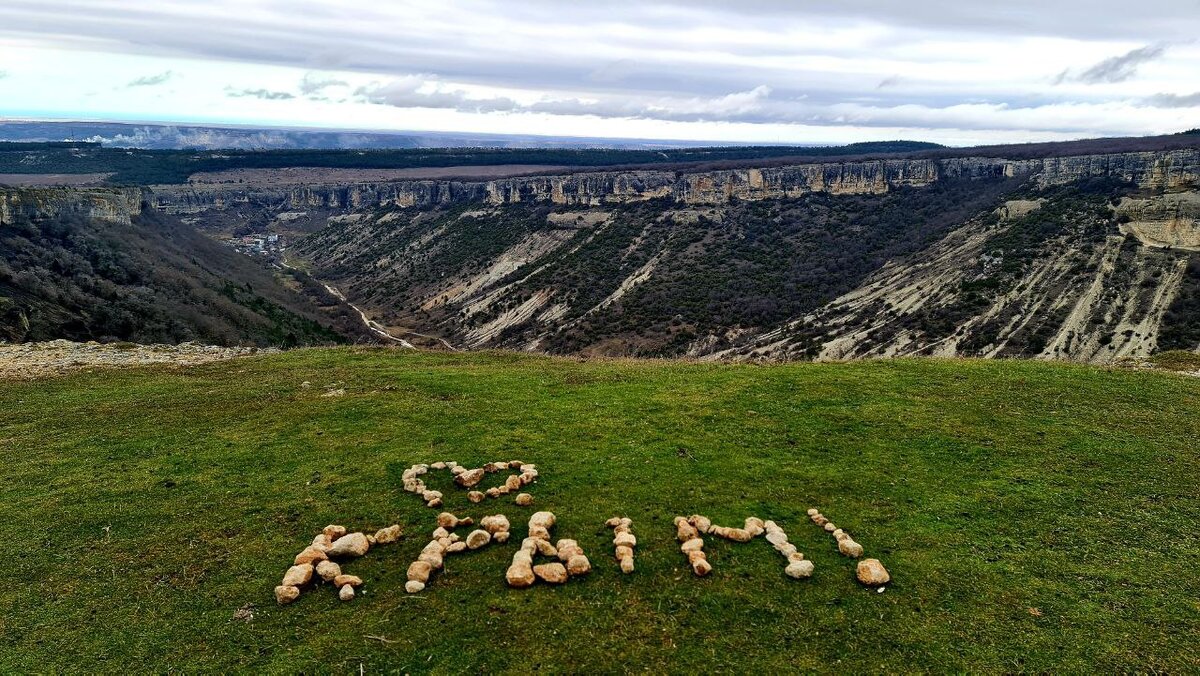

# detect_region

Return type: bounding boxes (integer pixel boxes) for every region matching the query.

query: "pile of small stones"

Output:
[605,517,636,573]
[676,515,813,579]
[404,511,511,593]
[808,508,890,586]
[505,511,591,587]
[675,516,710,576]
[708,515,763,542]
[275,522,402,604]
[275,472,890,600]
[400,460,539,507]
[401,463,445,507]
[480,514,513,544]
[806,508,864,558]
[764,520,814,579]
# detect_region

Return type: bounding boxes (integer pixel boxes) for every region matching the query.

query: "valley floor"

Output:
[1,349,1198,672]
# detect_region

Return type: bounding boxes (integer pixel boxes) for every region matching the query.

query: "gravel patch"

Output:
[0,339,277,380]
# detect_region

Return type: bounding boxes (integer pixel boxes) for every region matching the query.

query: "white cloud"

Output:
[356,76,520,113]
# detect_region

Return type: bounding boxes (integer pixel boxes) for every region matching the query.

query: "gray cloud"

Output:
[529,86,776,123]
[226,88,295,100]
[650,0,1194,41]
[588,59,641,84]
[128,70,174,87]
[1,2,1195,89]
[0,70,8,79]
[299,72,348,96]
[1145,92,1200,108]
[1072,44,1167,84]
[876,76,902,89]
[352,79,1124,135]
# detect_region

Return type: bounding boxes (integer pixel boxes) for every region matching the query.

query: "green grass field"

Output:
[3,349,1199,673]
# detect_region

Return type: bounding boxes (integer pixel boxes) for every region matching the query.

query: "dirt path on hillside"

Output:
[316,281,418,349]
[282,258,457,351]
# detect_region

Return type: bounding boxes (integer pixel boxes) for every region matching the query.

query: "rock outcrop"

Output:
[1034,149,1200,191]
[1117,192,1200,251]
[0,188,142,225]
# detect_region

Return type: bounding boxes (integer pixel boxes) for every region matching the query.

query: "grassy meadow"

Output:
[2,348,1198,673]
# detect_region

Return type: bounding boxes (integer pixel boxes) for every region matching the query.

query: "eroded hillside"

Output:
[279,150,1200,361]
[292,179,1020,354]
[0,188,376,346]
[721,181,1200,362]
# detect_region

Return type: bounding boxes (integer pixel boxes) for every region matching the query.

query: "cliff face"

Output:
[0,188,143,226]
[505,160,945,205]
[147,158,961,213]
[1116,192,1200,250]
[148,181,489,215]
[146,148,1200,216]
[1034,149,1200,190]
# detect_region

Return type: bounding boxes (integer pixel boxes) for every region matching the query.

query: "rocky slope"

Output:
[292,178,1020,354]
[716,190,1196,363]
[0,191,374,346]
[1116,192,1200,250]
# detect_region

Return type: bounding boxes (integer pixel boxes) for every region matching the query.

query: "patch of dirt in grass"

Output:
[0,339,277,380]
[1149,350,1200,373]
[1116,350,1200,376]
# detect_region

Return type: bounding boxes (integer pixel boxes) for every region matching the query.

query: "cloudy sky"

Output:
[0,0,1198,145]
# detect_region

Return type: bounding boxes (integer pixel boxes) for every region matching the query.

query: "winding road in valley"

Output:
[316,280,416,348]
[280,257,458,351]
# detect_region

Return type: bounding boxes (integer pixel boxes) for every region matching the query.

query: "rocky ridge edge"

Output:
[147,149,1200,215]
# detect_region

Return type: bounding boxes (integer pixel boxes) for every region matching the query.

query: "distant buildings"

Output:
[227,233,285,259]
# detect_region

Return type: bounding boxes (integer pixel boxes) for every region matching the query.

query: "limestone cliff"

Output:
[146,148,1200,216]
[1034,149,1200,190]
[1116,192,1200,250]
[0,188,143,226]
